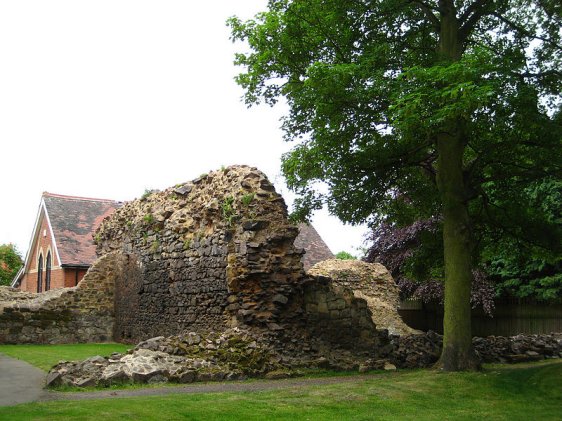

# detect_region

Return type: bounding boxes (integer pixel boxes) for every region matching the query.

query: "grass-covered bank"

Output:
[0,360,560,420]
[0,343,131,371]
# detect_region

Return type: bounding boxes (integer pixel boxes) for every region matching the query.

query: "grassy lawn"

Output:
[0,343,131,371]
[0,360,560,420]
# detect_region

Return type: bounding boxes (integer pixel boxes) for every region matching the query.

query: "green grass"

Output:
[0,343,131,371]
[0,361,560,420]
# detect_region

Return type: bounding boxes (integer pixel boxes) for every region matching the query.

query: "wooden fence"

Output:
[398,298,562,337]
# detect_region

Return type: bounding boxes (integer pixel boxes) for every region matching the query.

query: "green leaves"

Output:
[0,243,23,286]
[335,251,356,260]
[390,51,499,141]
[229,0,562,300]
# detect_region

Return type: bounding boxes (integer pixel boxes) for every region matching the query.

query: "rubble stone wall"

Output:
[2,166,391,355]
[0,253,123,344]
[302,277,377,351]
[97,166,294,341]
[308,260,419,336]
[96,165,380,354]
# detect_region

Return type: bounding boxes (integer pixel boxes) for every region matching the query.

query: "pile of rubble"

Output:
[46,328,287,388]
[473,333,562,363]
[385,331,443,368]
[381,331,562,368]
[46,328,562,388]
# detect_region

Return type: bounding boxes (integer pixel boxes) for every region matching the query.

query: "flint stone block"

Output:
[176,370,196,383]
[173,184,192,195]
[45,371,63,387]
[74,377,97,387]
[101,366,130,384]
[272,294,289,305]
[86,355,108,365]
[147,374,168,384]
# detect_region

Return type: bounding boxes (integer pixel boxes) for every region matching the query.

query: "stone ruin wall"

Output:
[301,277,377,352]
[308,259,420,336]
[0,166,382,353]
[4,164,560,377]
[0,253,123,344]
[96,166,291,341]
[96,165,379,354]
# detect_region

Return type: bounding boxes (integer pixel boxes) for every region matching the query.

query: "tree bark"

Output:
[435,131,480,371]
[434,0,480,371]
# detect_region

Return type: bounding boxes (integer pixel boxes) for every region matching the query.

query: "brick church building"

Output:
[12,193,119,292]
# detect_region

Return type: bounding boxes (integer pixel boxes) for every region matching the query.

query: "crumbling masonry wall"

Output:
[308,259,420,336]
[0,253,124,344]
[1,166,381,353]
[302,277,377,351]
[96,165,379,353]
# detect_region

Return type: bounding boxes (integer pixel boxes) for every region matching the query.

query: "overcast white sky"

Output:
[0,1,368,259]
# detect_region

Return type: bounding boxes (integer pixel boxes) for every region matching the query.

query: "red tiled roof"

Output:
[294,223,334,271]
[43,192,119,266]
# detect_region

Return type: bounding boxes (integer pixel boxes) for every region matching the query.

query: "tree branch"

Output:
[483,200,557,250]
[412,0,441,32]
[459,0,490,24]
[458,0,493,43]
[288,10,349,62]
[517,69,562,79]
[491,12,562,50]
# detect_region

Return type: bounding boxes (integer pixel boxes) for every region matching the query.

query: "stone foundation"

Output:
[46,331,562,388]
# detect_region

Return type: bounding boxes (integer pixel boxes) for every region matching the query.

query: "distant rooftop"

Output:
[294,223,334,271]
[42,192,120,266]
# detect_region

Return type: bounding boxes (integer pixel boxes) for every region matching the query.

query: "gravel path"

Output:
[0,354,50,406]
[44,374,379,402]
[0,353,382,406]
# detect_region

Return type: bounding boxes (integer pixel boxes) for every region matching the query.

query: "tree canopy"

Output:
[0,243,23,286]
[335,251,357,260]
[229,0,561,370]
[366,178,561,302]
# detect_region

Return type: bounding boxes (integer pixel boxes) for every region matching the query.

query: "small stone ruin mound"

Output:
[46,330,562,388]
[46,328,289,388]
[308,259,419,336]
[384,331,443,368]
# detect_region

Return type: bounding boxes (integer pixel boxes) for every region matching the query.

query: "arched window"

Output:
[37,254,43,293]
[45,252,51,291]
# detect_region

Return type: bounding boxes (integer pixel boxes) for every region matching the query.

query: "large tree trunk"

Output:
[434,0,480,371]
[435,132,480,371]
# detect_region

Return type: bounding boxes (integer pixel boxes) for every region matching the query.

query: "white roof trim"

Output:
[10,267,24,288]
[18,196,62,279]
[19,198,44,276]
[43,201,62,266]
